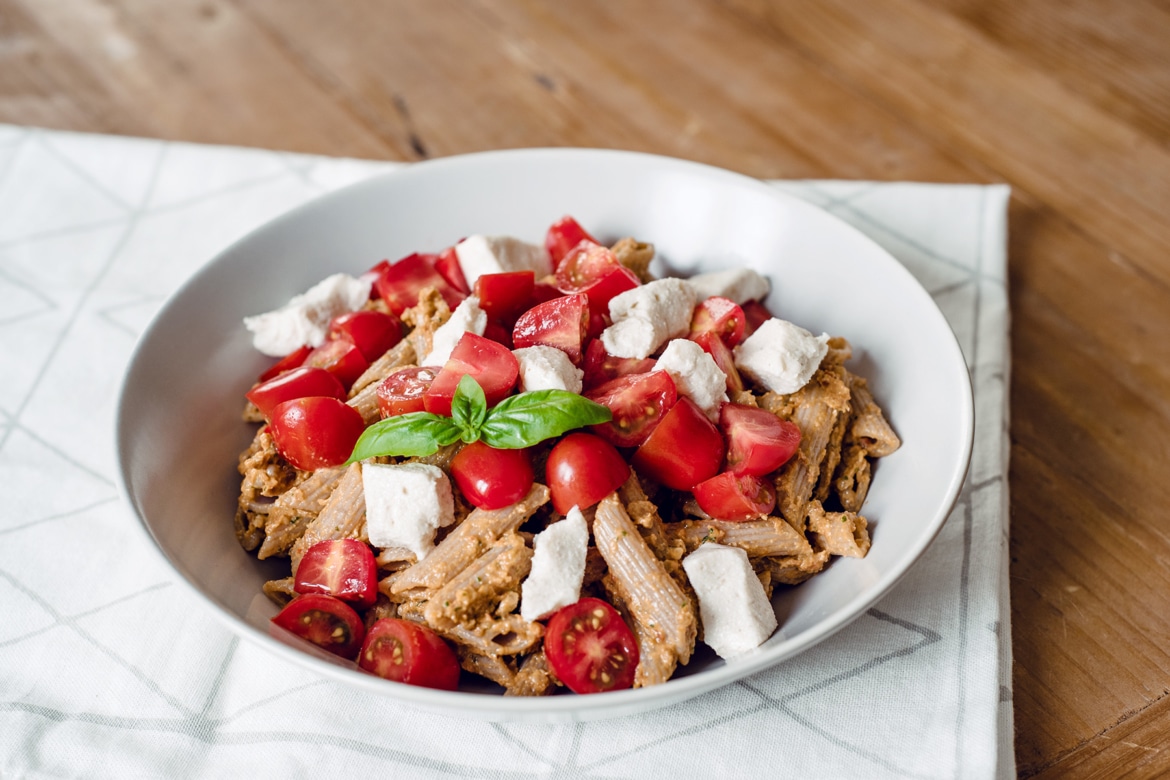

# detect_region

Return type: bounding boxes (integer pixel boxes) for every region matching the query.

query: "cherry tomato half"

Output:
[269,396,366,471]
[376,366,440,417]
[692,471,776,521]
[545,597,639,694]
[423,333,519,417]
[545,433,630,515]
[373,253,466,316]
[585,371,678,447]
[246,366,346,421]
[328,309,404,363]
[435,245,470,294]
[294,539,379,607]
[258,344,312,383]
[450,441,535,510]
[555,243,639,318]
[359,618,461,690]
[720,404,801,477]
[631,397,724,490]
[581,339,656,390]
[512,293,590,366]
[741,299,773,336]
[545,216,599,266]
[304,339,369,390]
[271,594,365,660]
[691,331,744,393]
[689,296,746,348]
[474,270,535,324]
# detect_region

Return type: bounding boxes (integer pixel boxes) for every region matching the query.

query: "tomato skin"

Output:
[246,366,346,421]
[271,594,365,660]
[373,253,466,316]
[720,404,802,477]
[582,340,656,390]
[529,281,563,307]
[474,271,535,324]
[689,296,746,348]
[545,216,599,266]
[450,441,535,510]
[304,339,370,390]
[741,299,773,335]
[584,371,678,448]
[544,597,639,694]
[512,294,590,366]
[327,310,404,363]
[632,397,725,490]
[423,333,519,416]
[294,539,379,607]
[435,245,471,294]
[691,331,745,393]
[692,471,776,521]
[258,345,312,383]
[545,433,630,515]
[376,366,439,417]
[359,618,461,690]
[269,396,366,471]
[481,319,515,349]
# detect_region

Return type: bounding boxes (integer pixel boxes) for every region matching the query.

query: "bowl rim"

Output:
[114,147,974,719]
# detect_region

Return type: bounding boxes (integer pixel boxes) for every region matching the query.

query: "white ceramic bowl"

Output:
[115,149,972,722]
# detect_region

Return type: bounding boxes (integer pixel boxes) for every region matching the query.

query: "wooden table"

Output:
[3,1,1167,775]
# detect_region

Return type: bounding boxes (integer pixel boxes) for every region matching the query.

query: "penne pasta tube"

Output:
[259,466,345,559]
[846,373,901,458]
[288,463,367,573]
[667,516,812,558]
[424,534,533,630]
[807,501,871,558]
[834,442,872,513]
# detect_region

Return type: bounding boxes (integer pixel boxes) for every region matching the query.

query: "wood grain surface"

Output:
[3,1,1168,775]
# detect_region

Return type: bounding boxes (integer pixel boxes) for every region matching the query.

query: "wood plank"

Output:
[7,0,393,156]
[1033,693,1170,779]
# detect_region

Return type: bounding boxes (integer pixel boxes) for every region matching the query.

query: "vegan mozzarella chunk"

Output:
[513,345,584,393]
[686,268,770,305]
[243,273,371,356]
[601,278,697,359]
[454,235,552,287]
[422,295,488,366]
[519,505,589,621]
[733,317,830,394]
[362,462,455,561]
[654,339,729,420]
[682,543,778,659]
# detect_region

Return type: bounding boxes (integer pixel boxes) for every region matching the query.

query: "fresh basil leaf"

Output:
[450,374,487,443]
[480,390,613,449]
[346,412,463,463]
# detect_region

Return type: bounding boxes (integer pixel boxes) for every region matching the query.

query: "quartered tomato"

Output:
[269,396,366,470]
[720,404,801,477]
[581,340,656,390]
[327,309,403,363]
[529,281,563,307]
[544,597,639,694]
[689,296,746,347]
[372,253,466,316]
[691,331,744,393]
[304,339,369,390]
[258,344,312,383]
[692,471,776,521]
[359,618,460,690]
[545,432,630,515]
[294,539,378,607]
[482,319,514,349]
[435,245,470,294]
[545,216,599,266]
[474,270,535,324]
[585,371,677,447]
[555,242,639,318]
[246,366,346,421]
[271,594,365,660]
[450,441,535,510]
[631,397,725,490]
[512,293,590,365]
[741,299,773,335]
[423,333,519,416]
[376,366,439,417]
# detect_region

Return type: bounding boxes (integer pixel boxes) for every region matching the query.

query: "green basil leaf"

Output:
[346,412,463,463]
[480,390,613,449]
[450,374,487,443]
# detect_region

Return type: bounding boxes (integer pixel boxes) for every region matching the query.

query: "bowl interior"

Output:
[116,149,972,720]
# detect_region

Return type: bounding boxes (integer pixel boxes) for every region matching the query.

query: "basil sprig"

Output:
[347,374,611,462]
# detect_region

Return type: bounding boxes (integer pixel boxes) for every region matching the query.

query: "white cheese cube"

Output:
[243,273,371,356]
[454,235,552,288]
[654,339,728,421]
[362,462,455,561]
[600,278,697,359]
[682,543,778,659]
[733,318,829,394]
[421,295,487,366]
[686,268,770,305]
[513,345,584,394]
[520,506,589,621]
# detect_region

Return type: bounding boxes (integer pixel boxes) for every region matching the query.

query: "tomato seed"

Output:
[601,672,611,684]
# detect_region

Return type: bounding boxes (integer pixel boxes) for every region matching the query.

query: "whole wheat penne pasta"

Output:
[807,500,871,558]
[400,287,451,363]
[262,576,296,606]
[815,390,852,503]
[846,373,901,457]
[668,516,812,558]
[458,647,517,689]
[259,466,345,559]
[764,548,831,586]
[602,583,676,688]
[288,463,367,573]
[506,650,556,697]
[424,534,533,630]
[439,614,543,657]
[610,237,655,283]
[834,442,872,513]
[391,484,549,593]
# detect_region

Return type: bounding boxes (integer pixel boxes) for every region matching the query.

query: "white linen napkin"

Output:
[0,125,1013,779]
